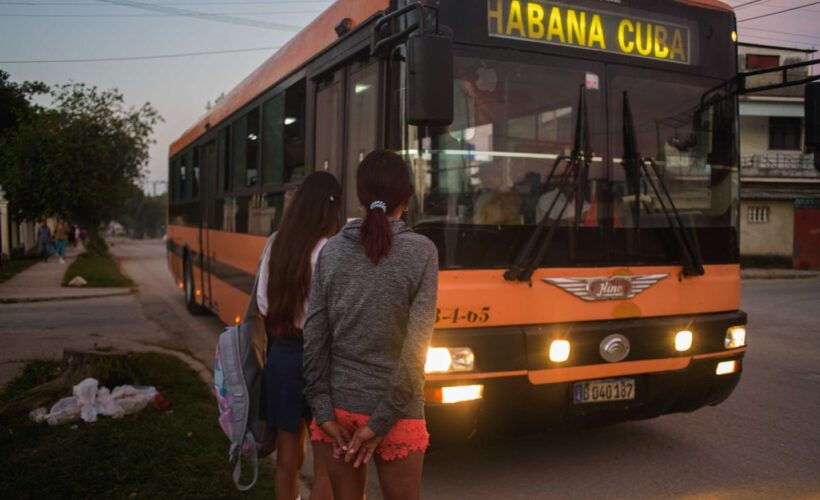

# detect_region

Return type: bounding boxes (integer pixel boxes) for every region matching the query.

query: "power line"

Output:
[732,0,771,9]
[0,45,281,63]
[738,1,820,22]
[0,1,330,4]
[94,0,303,31]
[742,26,820,40]
[0,11,322,17]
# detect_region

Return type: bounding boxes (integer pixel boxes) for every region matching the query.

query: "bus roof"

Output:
[676,0,733,13]
[169,0,733,157]
[169,0,388,157]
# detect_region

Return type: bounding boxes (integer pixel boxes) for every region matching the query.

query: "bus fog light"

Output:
[441,385,483,404]
[549,340,571,363]
[675,330,693,352]
[716,360,738,375]
[725,326,746,348]
[425,347,475,374]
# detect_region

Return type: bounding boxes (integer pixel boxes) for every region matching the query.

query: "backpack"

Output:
[213,238,276,491]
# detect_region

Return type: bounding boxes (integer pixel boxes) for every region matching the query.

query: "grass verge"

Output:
[62,252,134,288]
[0,257,39,284]
[0,353,275,499]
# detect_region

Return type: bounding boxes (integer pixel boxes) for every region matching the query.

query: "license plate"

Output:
[573,378,635,404]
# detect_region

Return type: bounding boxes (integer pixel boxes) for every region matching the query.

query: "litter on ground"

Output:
[28,377,163,426]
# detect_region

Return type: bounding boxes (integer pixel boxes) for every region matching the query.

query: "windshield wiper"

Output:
[621,91,704,277]
[504,84,591,283]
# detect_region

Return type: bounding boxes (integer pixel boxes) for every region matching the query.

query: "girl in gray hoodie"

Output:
[303,150,438,500]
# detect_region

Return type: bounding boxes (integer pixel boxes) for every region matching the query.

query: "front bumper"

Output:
[425,311,746,440]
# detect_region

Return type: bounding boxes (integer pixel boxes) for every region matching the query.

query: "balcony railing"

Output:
[741,153,816,170]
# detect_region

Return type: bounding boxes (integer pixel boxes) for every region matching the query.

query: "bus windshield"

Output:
[402,51,739,270]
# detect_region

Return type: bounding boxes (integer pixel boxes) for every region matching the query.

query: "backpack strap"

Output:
[243,233,276,322]
[231,431,260,491]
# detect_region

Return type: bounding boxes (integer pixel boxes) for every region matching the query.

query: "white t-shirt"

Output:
[256,233,328,329]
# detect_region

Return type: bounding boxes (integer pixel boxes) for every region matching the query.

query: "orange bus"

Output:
[168,0,749,438]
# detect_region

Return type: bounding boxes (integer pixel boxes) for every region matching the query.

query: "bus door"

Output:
[200,139,217,308]
[313,59,380,220]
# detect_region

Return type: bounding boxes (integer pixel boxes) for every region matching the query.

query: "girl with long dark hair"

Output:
[257,171,341,500]
[303,150,439,499]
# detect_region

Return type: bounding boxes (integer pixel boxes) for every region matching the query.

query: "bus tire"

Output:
[184,255,205,315]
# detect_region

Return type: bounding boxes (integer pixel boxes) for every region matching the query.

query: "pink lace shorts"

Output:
[310,408,429,461]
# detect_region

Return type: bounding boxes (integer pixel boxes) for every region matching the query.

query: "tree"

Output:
[0,79,161,251]
[0,70,47,136]
[120,185,167,239]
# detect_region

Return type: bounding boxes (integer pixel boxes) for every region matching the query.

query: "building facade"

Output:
[738,42,820,269]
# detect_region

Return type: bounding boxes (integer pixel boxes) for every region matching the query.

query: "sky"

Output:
[1,0,818,194]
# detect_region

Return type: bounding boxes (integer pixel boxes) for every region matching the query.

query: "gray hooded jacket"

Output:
[302,218,438,436]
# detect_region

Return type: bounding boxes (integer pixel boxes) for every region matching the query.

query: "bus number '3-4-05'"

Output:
[436,307,491,325]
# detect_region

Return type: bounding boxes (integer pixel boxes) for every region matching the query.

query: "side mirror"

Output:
[805,82,820,170]
[407,33,454,127]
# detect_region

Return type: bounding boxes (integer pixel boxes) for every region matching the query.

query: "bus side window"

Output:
[262,94,284,185]
[283,80,306,182]
[232,109,260,190]
[345,62,379,218]
[179,151,188,201]
[261,79,306,185]
[192,147,200,200]
[314,71,344,178]
[170,157,179,202]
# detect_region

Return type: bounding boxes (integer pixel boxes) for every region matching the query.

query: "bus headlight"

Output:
[725,326,746,349]
[675,330,693,352]
[424,347,475,374]
[716,360,739,375]
[425,384,484,404]
[549,340,571,363]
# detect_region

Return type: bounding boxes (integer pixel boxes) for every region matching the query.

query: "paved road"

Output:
[94,240,820,498]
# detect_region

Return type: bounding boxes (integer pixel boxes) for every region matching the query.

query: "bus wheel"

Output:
[184,256,204,315]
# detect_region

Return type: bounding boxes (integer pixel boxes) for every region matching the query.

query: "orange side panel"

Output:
[207,229,267,275]
[166,225,201,254]
[435,264,740,328]
[169,0,389,157]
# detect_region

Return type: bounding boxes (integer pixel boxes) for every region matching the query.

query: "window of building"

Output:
[769,117,801,150]
[748,206,769,223]
[745,54,779,70]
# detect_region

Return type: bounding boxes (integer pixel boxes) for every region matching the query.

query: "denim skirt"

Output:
[259,335,312,434]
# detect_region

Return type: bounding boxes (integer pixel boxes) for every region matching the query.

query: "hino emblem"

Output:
[543,274,669,301]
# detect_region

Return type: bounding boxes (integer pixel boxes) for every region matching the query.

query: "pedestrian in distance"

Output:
[257,171,342,500]
[36,220,52,263]
[304,149,439,500]
[54,219,70,264]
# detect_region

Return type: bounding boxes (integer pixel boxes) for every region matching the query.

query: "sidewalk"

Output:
[741,268,819,280]
[0,244,132,303]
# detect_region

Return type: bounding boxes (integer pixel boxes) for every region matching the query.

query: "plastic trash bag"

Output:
[47,396,82,426]
[95,387,125,418]
[73,378,99,423]
[112,385,158,414]
[29,407,48,423]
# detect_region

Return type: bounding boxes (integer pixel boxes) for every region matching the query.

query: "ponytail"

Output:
[356,150,415,264]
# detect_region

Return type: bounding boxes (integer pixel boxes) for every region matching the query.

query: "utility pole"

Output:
[0,185,7,273]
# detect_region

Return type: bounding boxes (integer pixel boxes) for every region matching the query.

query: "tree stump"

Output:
[1,349,141,416]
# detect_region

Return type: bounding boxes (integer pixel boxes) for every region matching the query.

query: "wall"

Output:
[740,199,794,259]
[740,115,769,153]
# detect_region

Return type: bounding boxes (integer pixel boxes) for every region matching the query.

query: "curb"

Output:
[0,289,134,304]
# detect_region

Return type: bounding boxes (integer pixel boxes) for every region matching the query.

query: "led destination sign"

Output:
[488,0,694,64]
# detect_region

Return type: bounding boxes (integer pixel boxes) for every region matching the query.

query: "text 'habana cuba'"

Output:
[487,0,692,64]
